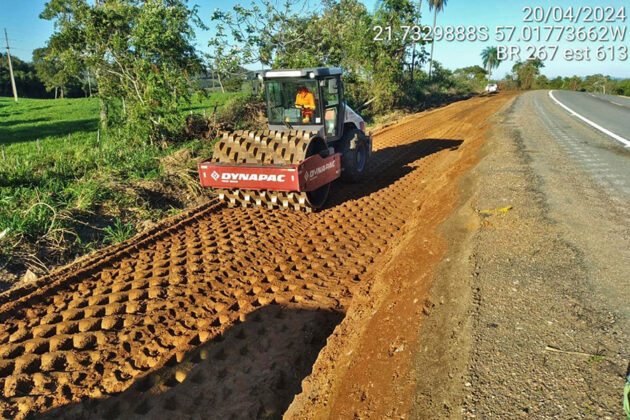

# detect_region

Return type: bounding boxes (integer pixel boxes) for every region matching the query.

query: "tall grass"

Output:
[0,93,244,275]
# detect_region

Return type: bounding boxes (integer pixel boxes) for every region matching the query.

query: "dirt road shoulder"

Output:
[411,93,629,418]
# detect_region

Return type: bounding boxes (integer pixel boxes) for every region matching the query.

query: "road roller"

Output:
[198,67,372,211]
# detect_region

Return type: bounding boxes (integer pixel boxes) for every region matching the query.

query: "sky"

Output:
[1,0,628,79]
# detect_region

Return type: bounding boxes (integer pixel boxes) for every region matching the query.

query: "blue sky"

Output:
[1,0,628,78]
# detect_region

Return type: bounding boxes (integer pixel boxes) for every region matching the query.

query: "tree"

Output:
[536,74,549,89]
[481,46,501,80]
[41,0,204,142]
[582,74,616,94]
[80,68,96,97]
[427,60,454,88]
[0,53,48,98]
[548,76,564,90]
[210,0,421,111]
[453,65,487,91]
[206,23,243,93]
[427,0,447,79]
[367,0,419,108]
[564,75,582,91]
[511,59,544,90]
[409,0,425,83]
[295,0,379,106]
[32,46,74,98]
[616,79,630,96]
[454,65,487,80]
[209,0,312,70]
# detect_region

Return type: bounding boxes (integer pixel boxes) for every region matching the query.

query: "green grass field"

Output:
[0,92,247,277]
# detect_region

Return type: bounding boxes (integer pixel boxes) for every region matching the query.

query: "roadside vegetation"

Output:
[0,92,256,280]
[0,0,628,282]
[498,58,629,95]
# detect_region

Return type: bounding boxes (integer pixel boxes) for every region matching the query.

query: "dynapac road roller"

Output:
[198,67,372,211]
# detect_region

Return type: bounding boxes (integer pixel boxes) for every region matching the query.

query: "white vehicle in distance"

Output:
[485,83,499,94]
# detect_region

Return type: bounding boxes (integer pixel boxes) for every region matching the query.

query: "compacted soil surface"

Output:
[0,92,554,419]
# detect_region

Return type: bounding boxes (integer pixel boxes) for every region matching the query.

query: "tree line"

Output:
[2,0,629,143]
[208,0,440,113]
[0,52,87,99]
[502,58,629,94]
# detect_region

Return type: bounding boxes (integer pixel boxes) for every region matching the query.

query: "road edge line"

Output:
[548,90,630,148]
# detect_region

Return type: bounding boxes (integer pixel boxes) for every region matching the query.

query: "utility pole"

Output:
[4,28,18,102]
[87,70,92,97]
[410,0,423,84]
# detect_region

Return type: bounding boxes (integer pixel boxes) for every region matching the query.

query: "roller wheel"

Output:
[304,136,331,210]
[210,130,332,211]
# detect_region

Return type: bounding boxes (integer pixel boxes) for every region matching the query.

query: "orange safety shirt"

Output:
[295,90,316,109]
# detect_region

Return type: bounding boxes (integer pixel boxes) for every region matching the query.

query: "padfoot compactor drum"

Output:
[199,68,372,212]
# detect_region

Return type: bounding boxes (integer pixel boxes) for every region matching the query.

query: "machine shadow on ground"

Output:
[326,138,463,208]
[37,304,343,419]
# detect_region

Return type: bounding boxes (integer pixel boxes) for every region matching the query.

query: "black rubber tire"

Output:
[340,128,370,183]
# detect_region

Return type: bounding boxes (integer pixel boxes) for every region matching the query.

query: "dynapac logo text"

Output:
[305,161,336,180]
[221,173,286,182]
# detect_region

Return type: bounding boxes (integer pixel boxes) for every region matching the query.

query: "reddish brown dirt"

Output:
[0,93,516,419]
[286,94,518,419]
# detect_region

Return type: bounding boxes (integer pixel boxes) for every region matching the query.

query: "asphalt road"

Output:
[544,90,630,199]
[456,91,630,418]
[498,90,630,418]
[526,90,630,325]
[551,90,630,144]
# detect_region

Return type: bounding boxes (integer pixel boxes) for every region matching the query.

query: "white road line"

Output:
[548,91,630,148]
[612,101,625,107]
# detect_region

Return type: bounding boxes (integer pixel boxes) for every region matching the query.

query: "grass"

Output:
[0,92,247,278]
[587,355,604,365]
[0,85,464,280]
[103,218,136,244]
[182,91,250,115]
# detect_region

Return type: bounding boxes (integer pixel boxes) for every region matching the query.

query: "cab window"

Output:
[266,80,320,125]
[323,78,340,136]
